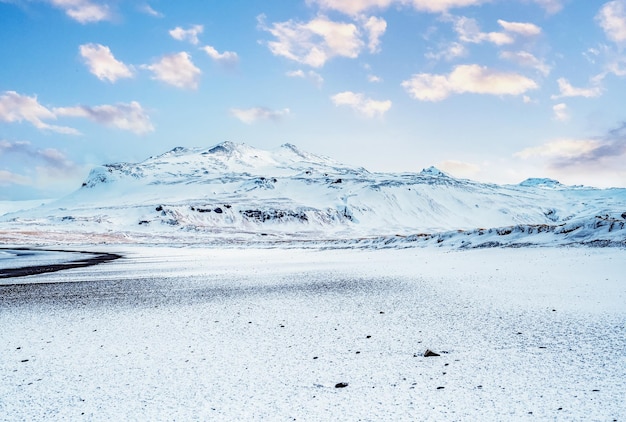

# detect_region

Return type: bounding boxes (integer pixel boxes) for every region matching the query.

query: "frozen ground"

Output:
[0,246,625,420]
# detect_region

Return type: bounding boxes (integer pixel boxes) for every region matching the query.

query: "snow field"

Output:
[1,246,624,420]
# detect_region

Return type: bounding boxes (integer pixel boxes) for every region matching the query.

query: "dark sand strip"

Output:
[0,249,121,279]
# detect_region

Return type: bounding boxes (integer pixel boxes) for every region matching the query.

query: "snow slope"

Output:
[1,141,625,246]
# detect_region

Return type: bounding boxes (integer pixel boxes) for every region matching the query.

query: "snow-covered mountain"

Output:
[1,141,625,247]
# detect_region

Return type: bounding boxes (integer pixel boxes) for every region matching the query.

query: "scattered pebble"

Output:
[335,382,348,388]
[424,349,440,357]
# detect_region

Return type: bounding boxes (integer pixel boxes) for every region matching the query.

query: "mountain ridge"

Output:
[1,142,625,247]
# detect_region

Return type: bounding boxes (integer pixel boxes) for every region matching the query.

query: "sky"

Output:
[1,0,626,200]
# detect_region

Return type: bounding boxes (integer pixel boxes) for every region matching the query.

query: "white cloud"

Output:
[331,91,392,117]
[515,138,602,160]
[425,42,468,61]
[596,0,626,43]
[530,0,564,14]
[139,4,162,17]
[584,44,626,83]
[286,69,324,87]
[169,25,204,45]
[409,0,489,13]
[438,159,481,178]
[453,16,514,45]
[368,74,382,82]
[230,107,290,124]
[0,140,77,171]
[307,0,488,14]
[551,77,603,99]
[79,43,134,83]
[143,52,201,90]
[516,124,626,173]
[451,17,541,48]
[49,0,111,23]
[54,101,154,135]
[306,0,395,15]
[202,45,239,67]
[0,91,79,135]
[497,19,541,36]
[552,103,569,121]
[401,64,538,101]
[363,16,386,53]
[258,14,364,68]
[500,50,551,76]
[0,170,30,186]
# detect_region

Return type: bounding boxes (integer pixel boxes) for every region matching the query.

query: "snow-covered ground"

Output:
[1,246,624,420]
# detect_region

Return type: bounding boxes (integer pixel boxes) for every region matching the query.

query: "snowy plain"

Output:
[1,245,625,421]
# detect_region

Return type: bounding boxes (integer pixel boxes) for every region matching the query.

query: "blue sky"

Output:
[1,0,626,199]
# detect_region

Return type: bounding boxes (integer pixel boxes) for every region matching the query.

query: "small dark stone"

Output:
[379,311,384,314]
[335,382,348,388]
[356,351,360,354]
[313,357,318,359]
[366,335,371,339]
[424,349,440,357]
[21,359,29,363]
[437,386,445,389]
[155,205,163,212]
[592,389,600,392]
[214,207,223,214]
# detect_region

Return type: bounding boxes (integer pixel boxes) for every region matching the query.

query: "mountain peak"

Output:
[159,146,190,157]
[519,178,563,188]
[420,166,449,177]
[206,141,237,155]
